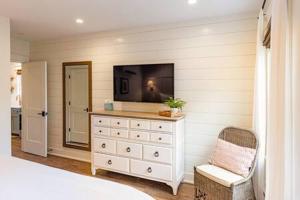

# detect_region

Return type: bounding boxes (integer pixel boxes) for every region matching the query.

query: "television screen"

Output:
[113,63,174,103]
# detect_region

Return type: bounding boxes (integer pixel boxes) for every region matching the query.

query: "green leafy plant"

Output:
[164,97,186,110]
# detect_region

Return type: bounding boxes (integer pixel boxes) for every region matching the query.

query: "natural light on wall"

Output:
[10,62,22,108]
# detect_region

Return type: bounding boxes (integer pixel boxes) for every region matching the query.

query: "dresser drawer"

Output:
[94,153,129,173]
[143,145,172,164]
[94,138,116,154]
[93,116,110,127]
[150,133,172,145]
[130,119,150,130]
[111,128,129,138]
[93,127,110,137]
[131,159,172,181]
[130,131,150,141]
[117,141,142,159]
[150,121,173,132]
[111,118,129,128]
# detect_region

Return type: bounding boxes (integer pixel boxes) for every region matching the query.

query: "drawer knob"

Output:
[99,130,102,133]
[159,126,162,129]
[158,137,162,141]
[107,160,112,165]
[126,147,131,152]
[137,135,140,138]
[147,167,152,173]
[154,151,159,157]
[137,124,140,127]
[99,120,102,123]
[117,122,120,125]
[117,132,120,135]
[101,143,106,148]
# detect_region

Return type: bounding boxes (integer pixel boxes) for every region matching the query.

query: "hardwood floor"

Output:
[12,137,194,200]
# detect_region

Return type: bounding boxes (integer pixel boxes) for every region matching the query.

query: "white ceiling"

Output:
[0,0,261,41]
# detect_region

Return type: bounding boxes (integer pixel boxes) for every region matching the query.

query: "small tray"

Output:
[158,110,183,118]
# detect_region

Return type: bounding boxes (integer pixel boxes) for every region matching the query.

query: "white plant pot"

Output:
[171,108,179,114]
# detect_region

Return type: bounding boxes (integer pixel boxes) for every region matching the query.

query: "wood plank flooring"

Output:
[12,137,194,200]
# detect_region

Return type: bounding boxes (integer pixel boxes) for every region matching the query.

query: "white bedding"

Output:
[0,156,154,200]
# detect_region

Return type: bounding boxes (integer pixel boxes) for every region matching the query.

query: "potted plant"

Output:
[164,97,186,114]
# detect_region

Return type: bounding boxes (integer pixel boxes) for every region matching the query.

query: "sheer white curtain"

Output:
[265,0,299,199]
[252,9,267,200]
[291,0,300,198]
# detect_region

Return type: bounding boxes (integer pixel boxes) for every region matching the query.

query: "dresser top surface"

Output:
[90,110,185,121]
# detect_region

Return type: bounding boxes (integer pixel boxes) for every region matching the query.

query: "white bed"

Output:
[0,156,154,200]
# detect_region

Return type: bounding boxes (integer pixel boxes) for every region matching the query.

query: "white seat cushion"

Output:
[196,164,244,187]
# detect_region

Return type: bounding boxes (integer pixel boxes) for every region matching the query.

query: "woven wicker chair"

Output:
[194,127,258,200]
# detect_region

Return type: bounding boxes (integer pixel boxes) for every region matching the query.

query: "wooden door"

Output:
[21,61,47,157]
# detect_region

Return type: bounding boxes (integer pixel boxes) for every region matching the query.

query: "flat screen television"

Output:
[113,63,174,103]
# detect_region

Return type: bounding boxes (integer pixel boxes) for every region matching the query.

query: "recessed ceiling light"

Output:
[76,18,84,24]
[188,0,197,5]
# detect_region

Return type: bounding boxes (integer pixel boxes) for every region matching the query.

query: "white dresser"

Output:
[90,110,185,195]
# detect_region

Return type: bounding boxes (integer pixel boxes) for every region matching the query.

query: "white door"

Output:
[22,61,47,157]
[65,66,89,145]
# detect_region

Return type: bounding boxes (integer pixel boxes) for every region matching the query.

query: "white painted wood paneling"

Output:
[30,14,257,182]
[11,36,30,63]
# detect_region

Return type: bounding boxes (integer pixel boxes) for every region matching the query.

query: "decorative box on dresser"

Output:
[90,110,185,195]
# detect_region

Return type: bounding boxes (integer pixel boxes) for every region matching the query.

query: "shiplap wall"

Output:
[11,36,30,63]
[30,14,257,182]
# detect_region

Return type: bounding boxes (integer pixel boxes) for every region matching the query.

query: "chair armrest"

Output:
[231,175,252,187]
[231,166,256,188]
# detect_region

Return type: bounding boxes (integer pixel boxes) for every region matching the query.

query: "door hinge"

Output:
[69,128,71,132]
[68,75,71,79]
[68,101,71,106]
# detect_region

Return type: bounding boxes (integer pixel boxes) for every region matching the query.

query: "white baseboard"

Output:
[183,172,194,184]
[48,147,91,163]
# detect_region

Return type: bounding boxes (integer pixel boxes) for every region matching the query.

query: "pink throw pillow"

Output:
[210,139,256,177]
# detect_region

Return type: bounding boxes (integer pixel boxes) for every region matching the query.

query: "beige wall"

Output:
[30,14,257,182]
[0,16,11,155]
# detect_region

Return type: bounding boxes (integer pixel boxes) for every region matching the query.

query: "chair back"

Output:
[218,127,257,149]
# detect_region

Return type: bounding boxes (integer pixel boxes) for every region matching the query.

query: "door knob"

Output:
[37,111,48,117]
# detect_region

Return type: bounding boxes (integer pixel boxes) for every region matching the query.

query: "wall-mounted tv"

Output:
[113,63,174,103]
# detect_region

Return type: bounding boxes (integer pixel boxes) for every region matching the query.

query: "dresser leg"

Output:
[166,182,179,195]
[172,184,179,195]
[91,167,96,175]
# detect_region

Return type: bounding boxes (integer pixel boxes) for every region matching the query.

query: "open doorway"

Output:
[63,61,92,151]
[10,62,22,137]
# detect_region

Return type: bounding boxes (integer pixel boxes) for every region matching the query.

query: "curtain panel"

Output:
[265,0,299,199]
